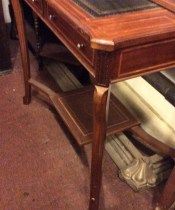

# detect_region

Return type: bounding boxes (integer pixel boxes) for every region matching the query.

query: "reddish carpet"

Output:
[0,51,157,210]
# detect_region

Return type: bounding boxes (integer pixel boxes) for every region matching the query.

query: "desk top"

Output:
[48,0,175,51]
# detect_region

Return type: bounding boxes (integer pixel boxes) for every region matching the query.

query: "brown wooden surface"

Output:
[22,0,175,83]
[11,1,175,210]
[28,79,139,146]
[11,0,31,104]
[128,126,175,158]
[45,0,175,49]
[152,0,175,13]
[89,85,110,210]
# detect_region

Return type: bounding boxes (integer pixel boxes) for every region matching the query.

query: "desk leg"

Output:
[89,85,110,210]
[156,166,175,210]
[32,12,43,70]
[11,0,31,105]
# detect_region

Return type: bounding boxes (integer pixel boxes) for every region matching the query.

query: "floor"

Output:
[0,42,160,210]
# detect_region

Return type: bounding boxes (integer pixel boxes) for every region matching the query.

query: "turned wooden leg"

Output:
[32,12,43,70]
[11,0,31,105]
[156,166,175,210]
[89,85,110,210]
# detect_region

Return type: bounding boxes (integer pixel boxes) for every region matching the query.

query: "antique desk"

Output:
[12,0,175,209]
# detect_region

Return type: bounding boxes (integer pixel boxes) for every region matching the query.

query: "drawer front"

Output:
[46,4,94,66]
[114,39,175,80]
[25,0,43,14]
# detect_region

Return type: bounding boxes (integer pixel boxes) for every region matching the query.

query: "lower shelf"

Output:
[29,79,139,146]
[52,87,139,146]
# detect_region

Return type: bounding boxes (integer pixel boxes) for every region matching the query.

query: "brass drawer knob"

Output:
[49,14,55,21]
[77,43,84,49]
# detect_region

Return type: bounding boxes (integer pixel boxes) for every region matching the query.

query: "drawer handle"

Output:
[77,43,84,49]
[49,14,55,21]
[32,0,37,2]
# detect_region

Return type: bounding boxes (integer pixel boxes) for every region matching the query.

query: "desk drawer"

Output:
[25,0,43,14]
[46,4,93,65]
[114,39,175,80]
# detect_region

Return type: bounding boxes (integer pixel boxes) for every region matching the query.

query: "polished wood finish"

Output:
[32,13,41,57]
[11,0,31,104]
[22,0,175,84]
[32,11,46,70]
[152,0,175,13]
[89,85,110,210]
[28,78,139,146]
[11,0,175,209]
[26,0,43,15]
[128,126,175,158]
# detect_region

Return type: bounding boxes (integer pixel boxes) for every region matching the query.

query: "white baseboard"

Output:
[112,77,175,148]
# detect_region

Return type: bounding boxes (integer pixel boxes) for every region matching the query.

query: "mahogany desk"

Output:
[11,0,175,209]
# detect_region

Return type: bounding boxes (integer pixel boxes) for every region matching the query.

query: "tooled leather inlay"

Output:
[73,0,158,17]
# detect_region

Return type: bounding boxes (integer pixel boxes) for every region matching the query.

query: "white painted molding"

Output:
[2,0,11,23]
[162,68,175,85]
[112,77,175,148]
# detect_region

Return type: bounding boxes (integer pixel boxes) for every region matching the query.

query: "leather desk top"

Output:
[46,0,175,50]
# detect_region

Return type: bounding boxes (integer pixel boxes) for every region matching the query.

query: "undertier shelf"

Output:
[51,87,139,146]
[29,79,139,146]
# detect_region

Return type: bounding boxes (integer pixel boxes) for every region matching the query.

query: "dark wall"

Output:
[0,0,11,72]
